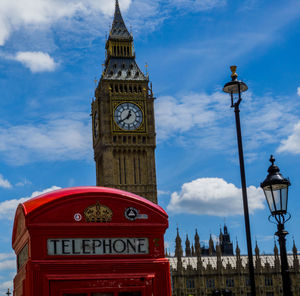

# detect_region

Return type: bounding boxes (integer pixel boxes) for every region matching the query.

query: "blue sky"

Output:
[1,0,300,292]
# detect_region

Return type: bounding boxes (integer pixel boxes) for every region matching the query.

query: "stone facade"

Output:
[168,228,300,296]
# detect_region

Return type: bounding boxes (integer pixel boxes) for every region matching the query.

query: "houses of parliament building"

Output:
[92,1,300,295]
[167,226,300,296]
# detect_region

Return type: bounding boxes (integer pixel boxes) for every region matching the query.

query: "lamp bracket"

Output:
[268,212,291,226]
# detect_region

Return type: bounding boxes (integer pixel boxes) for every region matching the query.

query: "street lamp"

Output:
[223,66,256,296]
[261,155,293,296]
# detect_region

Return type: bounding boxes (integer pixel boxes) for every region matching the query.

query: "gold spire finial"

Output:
[230,65,238,80]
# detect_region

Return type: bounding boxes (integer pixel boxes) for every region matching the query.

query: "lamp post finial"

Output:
[230,65,238,81]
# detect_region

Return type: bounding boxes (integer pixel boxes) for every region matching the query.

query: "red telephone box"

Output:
[12,187,171,296]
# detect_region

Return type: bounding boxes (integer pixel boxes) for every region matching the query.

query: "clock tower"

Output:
[92,0,157,203]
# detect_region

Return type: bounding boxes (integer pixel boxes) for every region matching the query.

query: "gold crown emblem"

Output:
[84,202,113,223]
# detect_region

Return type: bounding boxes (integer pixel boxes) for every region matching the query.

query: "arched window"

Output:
[186,278,195,289]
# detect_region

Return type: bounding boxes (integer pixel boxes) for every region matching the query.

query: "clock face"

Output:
[114,102,143,131]
[94,111,99,138]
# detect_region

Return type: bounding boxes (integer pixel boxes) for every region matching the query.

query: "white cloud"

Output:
[277,121,300,154]
[0,253,15,294]
[0,175,12,189]
[158,190,171,196]
[0,112,92,165]
[170,0,226,11]
[155,92,229,141]
[0,253,14,261]
[16,178,32,187]
[0,260,15,271]
[155,91,300,159]
[0,0,132,45]
[167,177,265,216]
[256,235,274,242]
[0,280,13,293]
[0,0,164,47]
[0,186,61,220]
[0,0,228,47]
[297,87,300,97]
[13,51,58,73]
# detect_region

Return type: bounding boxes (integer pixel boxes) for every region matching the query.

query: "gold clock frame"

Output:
[111,100,146,134]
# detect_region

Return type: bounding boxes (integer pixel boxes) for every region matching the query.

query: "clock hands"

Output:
[118,110,132,124]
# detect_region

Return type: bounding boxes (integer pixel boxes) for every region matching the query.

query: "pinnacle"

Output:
[109,0,131,40]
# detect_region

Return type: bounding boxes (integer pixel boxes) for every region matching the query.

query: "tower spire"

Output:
[109,0,131,40]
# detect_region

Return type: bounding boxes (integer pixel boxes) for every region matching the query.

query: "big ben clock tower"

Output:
[92,0,157,203]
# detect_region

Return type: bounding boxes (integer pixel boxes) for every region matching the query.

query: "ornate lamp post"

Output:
[261,155,293,296]
[223,66,256,296]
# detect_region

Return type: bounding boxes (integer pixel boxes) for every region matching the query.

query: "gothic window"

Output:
[265,276,273,286]
[133,157,137,184]
[118,157,122,184]
[124,85,128,92]
[245,277,250,286]
[118,71,122,77]
[186,278,195,289]
[123,156,127,184]
[226,278,234,287]
[134,85,137,92]
[206,279,215,288]
[120,84,123,92]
